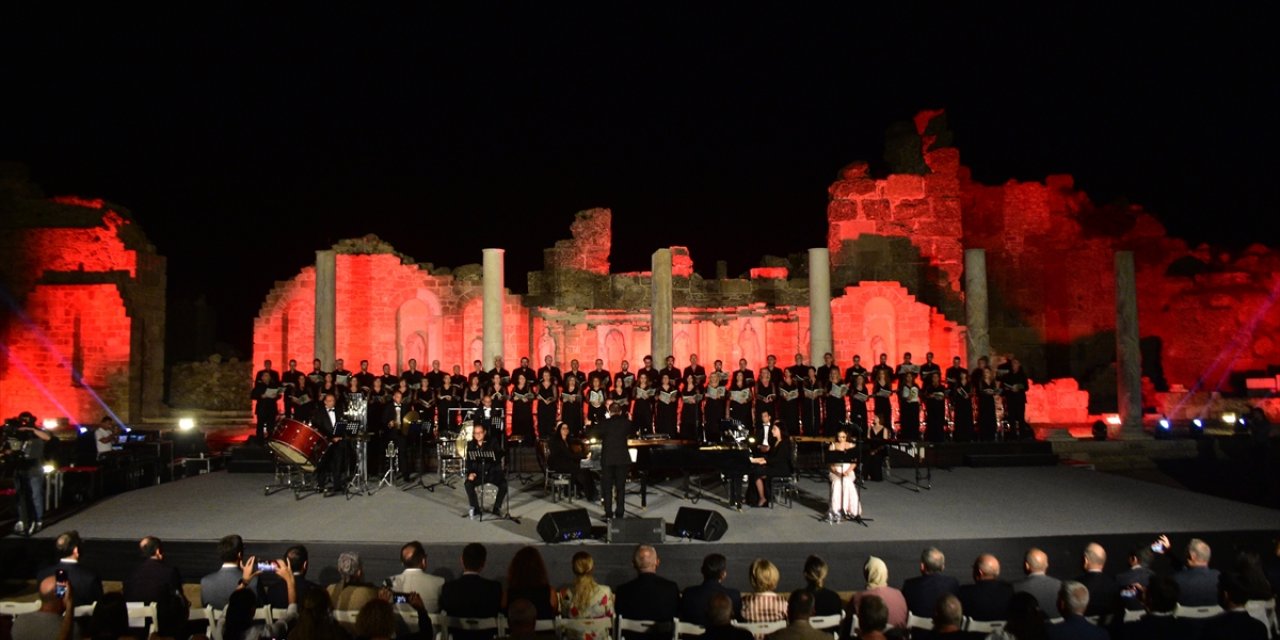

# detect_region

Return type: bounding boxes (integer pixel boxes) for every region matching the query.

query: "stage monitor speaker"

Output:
[673,507,728,541]
[607,517,665,544]
[537,508,592,543]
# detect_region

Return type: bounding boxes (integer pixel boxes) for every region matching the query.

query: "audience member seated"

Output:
[558,551,614,640]
[1076,542,1119,620]
[763,591,826,640]
[1232,551,1275,601]
[11,574,77,640]
[852,595,890,640]
[956,554,1013,622]
[1198,573,1268,640]
[390,541,445,614]
[847,556,907,629]
[1170,537,1220,607]
[202,534,258,610]
[289,588,347,640]
[797,555,842,618]
[902,547,960,617]
[680,553,742,626]
[741,558,787,623]
[440,543,503,640]
[354,598,397,640]
[222,559,299,640]
[1114,545,1156,612]
[503,546,557,620]
[1045,581,1107,640]
[1264,538,1280,596]
[123,535,189,638]
[1113,575,1196,640]
[328,552,379,614]
[615,545,680,639]
[914,593,984,639]
[702,593,754,640]
[260,545,321,610]
[36,530,104,608]
[85,591,143,640]
[502,598,556,640]
[986,592,1048,640]
[1012,548,1062,614]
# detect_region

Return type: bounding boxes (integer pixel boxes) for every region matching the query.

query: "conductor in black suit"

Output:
[440,543,503,640]
[36,530,103,607]
[312,393,350,496]
[598,400,634,521]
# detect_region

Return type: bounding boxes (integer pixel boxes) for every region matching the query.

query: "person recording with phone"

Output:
[221,558,299,640]
[3,411,53,536]
[36,530,103,608]
[200,534,259,610]
[10,573,76,640]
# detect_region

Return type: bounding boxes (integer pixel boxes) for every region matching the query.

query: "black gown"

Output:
[702,381,727,442]
[510,383,536,442]
[949,386,974,442]
[251,383,280,441]
[898,383,922,441]
[653,384,679,437]
[822,383,848,436]
[754,380,778,426]
[976,379,999,442]
[847,383,869,435]
[585,387,609,426]
[777,379,802,436]
[678,386,703,440]
[560,385,585,436]
[923,382,947,443]
[728,384,754,432]
[863,424,889,481]
[631,385,655,434]
[535,382,559,438]
[871,381,894,432]
[800,379,823,436]
[547,435,597,500]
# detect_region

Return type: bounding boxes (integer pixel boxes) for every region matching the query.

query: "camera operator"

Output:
[3,411,53,536]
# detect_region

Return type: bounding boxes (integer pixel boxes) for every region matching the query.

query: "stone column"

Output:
[1115,250,1144,437]
[964,249,990,369]
[808,248,833,364]
[651,249,673,366]
[483,248,505,368]
[314,250,336,368]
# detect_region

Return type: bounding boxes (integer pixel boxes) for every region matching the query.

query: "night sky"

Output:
[3,4,1275,354]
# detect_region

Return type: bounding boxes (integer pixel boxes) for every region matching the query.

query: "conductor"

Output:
[598,400,633,521]
[464,422,507,518]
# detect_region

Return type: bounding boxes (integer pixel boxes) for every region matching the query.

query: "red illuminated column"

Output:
[808,248,832,362]
[483,248,505,367]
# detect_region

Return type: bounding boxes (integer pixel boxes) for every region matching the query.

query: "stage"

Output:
[5,461,1277,597]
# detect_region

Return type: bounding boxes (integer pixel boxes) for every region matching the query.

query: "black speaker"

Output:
[672,507,728,541]
[607,517,665,544]
[537,509,592,543]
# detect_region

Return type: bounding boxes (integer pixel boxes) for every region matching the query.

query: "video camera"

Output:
[2,415,33,441]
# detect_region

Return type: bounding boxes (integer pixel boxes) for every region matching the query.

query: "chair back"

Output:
[1174,604,1224,618]
[0,600,41,615]
[441,614,504,640]
[126,601,160,636]
[675,619,706,637]
[1121,608,1144,623]
[808,614,841,630]
[906,612,933,630]
[963,618,1006,633]
[730,619,785,638]
[559,615,614,640]
[1243,598,1277,637]
[616,615,673,640]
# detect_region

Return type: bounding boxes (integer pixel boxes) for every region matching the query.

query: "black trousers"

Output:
[465,467,508,512]
[600,464,629,518]
[316,439,350,490]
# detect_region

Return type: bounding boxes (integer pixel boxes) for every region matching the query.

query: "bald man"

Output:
[11,575,76,639]
[1012,547,1062,613]
[956,554,1013,622]
[615,545,680,639]
[1172,537,1220,606]
[1075,542,1120,618]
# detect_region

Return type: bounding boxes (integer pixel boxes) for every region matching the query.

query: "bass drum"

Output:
[269,418,330,472]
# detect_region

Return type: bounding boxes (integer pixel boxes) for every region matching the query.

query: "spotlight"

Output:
[42,463,56,474]
[1104,414,1122,426]
[77,426,88,435]
[178,417,196,432]
[42,418,59,429]
[1156,416,1172,439]
[1221,412,1237,426]
[1158,417,1170,430]
[1192,418,1203,428]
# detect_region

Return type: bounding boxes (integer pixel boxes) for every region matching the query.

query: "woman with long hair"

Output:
[799,555,844,617]
[503,546,557,620]
[826,429,859,522]
[557,551,614,640]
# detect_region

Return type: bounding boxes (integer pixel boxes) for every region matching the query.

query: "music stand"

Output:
[462,445,521,525]
[826,447,870,526]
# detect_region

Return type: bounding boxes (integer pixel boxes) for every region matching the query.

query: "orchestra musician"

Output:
[801,367,823,436]
[777,368,802,436]
[949,369,975,442]
[463,422,507,517]
[561,375,585,436]
[378,389,413,482]
[678,372,704,441]
[822,368,848,436]
[250,371,281,442]
[898,371,922,441]
[975,366,1000,442]
[631,372,656,434]
[923,371,947,443]
[535,370,560,438]
[728,370,755,432]
[748,422,792,508]
[703,364,728,442]
[546,421,598,501]
[653,373,680,437]
[827,428,859,521]
[585,376,609,426]
[312,393,350,497]
[510,373,537,442]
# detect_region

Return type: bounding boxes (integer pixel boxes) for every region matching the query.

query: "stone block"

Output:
[884,174,926,201]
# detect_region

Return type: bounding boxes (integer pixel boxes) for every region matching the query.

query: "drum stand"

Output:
[345,436,372,497]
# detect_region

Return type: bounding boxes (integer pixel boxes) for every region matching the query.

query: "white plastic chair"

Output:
[1174,604,1224,619]
[125,601,159,636]
[730,619,786,638]
[1122,608,1145,623]
[441,614,504,640]
[559,615,614,640]
[0,600,41,615]
[617,615,674,640]
[906,612,933,630]
[675,618,706,637]
[963,617,1006,633]
[1244,599,1277,638]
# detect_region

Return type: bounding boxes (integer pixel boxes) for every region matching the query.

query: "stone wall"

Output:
[169,355,252,411]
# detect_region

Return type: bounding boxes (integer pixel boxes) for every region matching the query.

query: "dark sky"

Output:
[3,4,1275,353]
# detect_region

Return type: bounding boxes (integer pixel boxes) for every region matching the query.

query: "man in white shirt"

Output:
[391,540,444,613]
[93,417,119,457]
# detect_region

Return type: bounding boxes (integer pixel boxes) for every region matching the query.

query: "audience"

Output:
[327,551,378,615]
[852,595,889,640]
[354,598,397,640]
[202,533,257,610]
[123,535,189,638]
[289,588,347,640]
[85,591,141,640]
[615,545,680,638]
[917,593,983,639]
[902,547,959,617]
[956,554,1013,622]
[1114,545,1155,612]
[223,559,298,640]
[987,592,1048,640]
[558,551,614,640]
[35,530,103,608]
[1045,581,1107,640]
[1232,550,1274,601]
[763,590,825,640]
[10,574,76,640]
[440,542,503,640]
[680,553,742,626]
[1114,575,1195,640]
[741,558,787,622]
[1011,548,1061,614]
[796,555,841,618]
[1198,572,1268,640]
[503,546,557,620]
[1076,542,1119,619]
[847,557,906,629]
[703,593,754,640]
[503,597,554,640]
[1170,537,1220,606]
[260,544,321,610]
[390,541,445,613]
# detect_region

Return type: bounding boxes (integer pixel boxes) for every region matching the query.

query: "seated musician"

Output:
[378,389,413,483]
[827,429,859,521]
[546,422,598,501]
[313,393,350,497]
[748,423,792,508]
[464,422,508,517]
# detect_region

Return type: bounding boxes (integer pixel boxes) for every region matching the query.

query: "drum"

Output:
[455,423,474,457]
[269,418,330,472]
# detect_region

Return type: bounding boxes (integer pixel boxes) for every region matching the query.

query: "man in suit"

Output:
[259,544,321,609]
[1115,545,1157,612]
[902,547,960,617]
[1046,581,1108,640]
[616,545,680,639]
[1172,538,1220,606]
[681,553,742,625]
[1114,575,1199,640]
[956,554,1013,622]
[391,540,445,613]
[916,594,985,639]
[313,393,350,496]
[124,536,189,638]
[703,593,754,640]
[200,534,256,610]
[598,401,634,521]
[36,530,103,607]
[1199,573,1269,640]
[440,543,502,640]
[764,591,828,640]
[463,422,507,517]
[1012,547,1062,613]
[1076,542,1120,619]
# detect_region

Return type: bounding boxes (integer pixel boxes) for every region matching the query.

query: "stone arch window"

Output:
[738,320,761,370]
[863,297,897,364]
[604,329,626,373]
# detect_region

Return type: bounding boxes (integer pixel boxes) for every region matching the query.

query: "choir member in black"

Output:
[446,365,467,427]
[510,373,536,443]
[844,355,868,387]
[367,378,390,434]
[919,352,941,382]
[748,423,792,507]
[467,360,487,388]
[1001,358,1029,434]
[763,355,784,389]
[734,358,755,387]
[607,377,631,418]
[754,368,779,427]
[895,352,920,385]
[631,372,656,434]
[354,360,376,392]
[535,371,560,438]
[537,355,562,386]
[331,359,353,387]
[313,393,350,495]
[678,372,703,441]
[944,356,966,389]
[487,373,509,440]
[394,378,417,407]
[585,376,609,426]
[306,358,327,397]
[788,353,809,382]
[727,370,755,432]
[898,371,922,440]
[378,389,413,482]
[489,356,511,388]
[587,359,612,393]
[969,356,990,388]
[703,368,728,442]
[546,422,597,501]
[863,415,889,482]
[870,353,893,385]
[777,368,803,436]
[948,369,974,442]
[922,371,947,443]
[463,422,507,516]
[425,360,448,397]
[613,360,635,396]
[461,376,485,427]
[975,366,1000,442]
[823,368,849,436]
[848,373,869,435]
[512,357,537,392]
[401,358,425,394]
[683,354,707,387]
[414,381,437,432]
[815,352,838,388]
[560,375,585,436]
[317,374,343,410]
[871,368,895,436]
[379,363,400,392]
[250,371,280,442]
[565,359,587,389]
[636,355,656,390]
[653,373,680,437]
[801,367,824,436]
[282,359,307,419]
[255,360,281,387]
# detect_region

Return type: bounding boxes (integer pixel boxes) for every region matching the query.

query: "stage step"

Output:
[963,452,1060,467]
